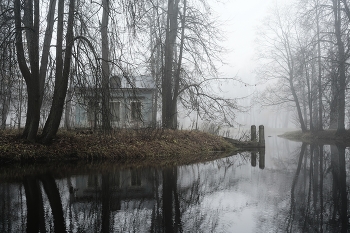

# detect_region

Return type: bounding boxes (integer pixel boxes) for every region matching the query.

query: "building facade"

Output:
[74,75,156,128]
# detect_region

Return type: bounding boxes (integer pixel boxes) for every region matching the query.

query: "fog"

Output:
[2,0,349,133]
[178,0,299,130]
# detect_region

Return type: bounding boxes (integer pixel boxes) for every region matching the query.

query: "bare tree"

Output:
[141,0,237,129]
[101,0,111,131]
[40,0,76,143]
[5,0,238,142]
[0,1,15,129]
[10,0,143,142]
[332,0,347,133]
[257,4,307,132]
[13,0,57,141]
[161,0,180,128]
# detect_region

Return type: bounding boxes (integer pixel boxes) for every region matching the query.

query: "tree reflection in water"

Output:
[287,143,349,232]
[0,143,348,232]
[21,173,66,232]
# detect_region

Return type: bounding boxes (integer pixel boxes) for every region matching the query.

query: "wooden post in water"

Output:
[259,148,265,169]
[259,125,265,146]
[251,152,257,167]
[251,125,257,142]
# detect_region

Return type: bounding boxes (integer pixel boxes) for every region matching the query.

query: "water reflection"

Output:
[0,139,349,232]
[287,143,349,233]
[24,174,66,232]
[250,149,266,169]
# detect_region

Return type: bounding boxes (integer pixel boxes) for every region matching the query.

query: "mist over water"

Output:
[1,131,348,232]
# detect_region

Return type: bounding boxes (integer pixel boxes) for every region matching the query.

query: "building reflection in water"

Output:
[0,142,348,232]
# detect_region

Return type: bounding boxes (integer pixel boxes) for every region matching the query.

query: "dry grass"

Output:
[0,129,234,166]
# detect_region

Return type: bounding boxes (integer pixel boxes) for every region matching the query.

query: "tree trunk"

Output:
[171,0,186,130]
[18,77,24,129]
[101,0,111,131]
[329,71,339,129]
[64,76,73,130]
[305,59,313,131]
[14,0,56,141]
[0,83,10,129]
[41,0,75,143]
[290,78,307,132]
[0,45,12,129]
[149,6,161,127]
[332,0,346,133]
[14,0,41,142]
[39,0,57,106]
[301,73,308,130]
[162,0,179,129]
[316,1,323,131]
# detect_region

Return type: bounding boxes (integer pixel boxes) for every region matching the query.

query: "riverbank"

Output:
[279,129,350,146]
[0,129,235,166]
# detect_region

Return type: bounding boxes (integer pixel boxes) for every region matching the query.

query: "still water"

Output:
[0,131,349,232]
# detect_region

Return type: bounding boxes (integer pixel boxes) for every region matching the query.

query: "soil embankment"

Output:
[0,129,235,166]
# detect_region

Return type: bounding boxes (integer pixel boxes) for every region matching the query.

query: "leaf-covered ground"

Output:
[0,129,235,166]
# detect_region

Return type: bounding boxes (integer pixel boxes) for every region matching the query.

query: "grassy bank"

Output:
[279,129,350,146]
[0,129,235,166]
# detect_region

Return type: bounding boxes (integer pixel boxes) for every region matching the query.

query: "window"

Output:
[131,101,142,121]
[110,101,120,122]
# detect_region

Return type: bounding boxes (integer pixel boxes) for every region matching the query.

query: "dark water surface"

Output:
[0,131,349,232]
